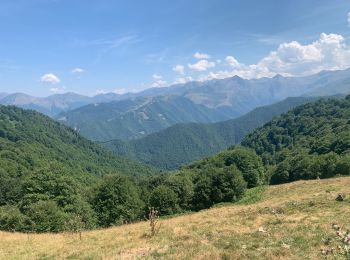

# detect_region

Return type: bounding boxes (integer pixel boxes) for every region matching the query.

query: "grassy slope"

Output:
[1,176,349,259]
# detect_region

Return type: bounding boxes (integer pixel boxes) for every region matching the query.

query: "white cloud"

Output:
[152,74,163,80]
[173,65,185,75]
[113,88,127,95]
[40,73,60,84]
[188,60,216,71]
[201,33,350,81]
[49,86,66,93]
[151,79,167,88]
[174,76,193,84]
[194,52,210,59]
[95,88,127,95]
[226,56,241,68]
[95,89,108,95]
[151,74,167,88]
[71,68,84,74]
[348,12,350,26]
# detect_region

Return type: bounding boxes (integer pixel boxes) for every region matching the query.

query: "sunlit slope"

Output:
[1,176,349,259]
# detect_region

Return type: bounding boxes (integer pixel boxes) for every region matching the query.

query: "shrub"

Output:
[92,175,144,226]
[192,166,247,211]
[149,185,180,215]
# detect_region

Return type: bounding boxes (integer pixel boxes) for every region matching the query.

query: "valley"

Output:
[1,2,350,258]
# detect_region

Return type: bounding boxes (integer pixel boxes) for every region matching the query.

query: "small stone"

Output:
[336,193,345,201]
[258,227,267,233]
[282,243,290,249]
[332,223,340,231]
[242,245,247,249]
[323,237,331,245]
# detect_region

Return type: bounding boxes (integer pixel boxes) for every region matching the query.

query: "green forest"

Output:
[102,96,317,170]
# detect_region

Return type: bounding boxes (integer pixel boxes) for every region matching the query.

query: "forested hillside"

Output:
[0,106,258,233]
[0,106,158,232]
[242,96,350,183]
[102,97,317,169]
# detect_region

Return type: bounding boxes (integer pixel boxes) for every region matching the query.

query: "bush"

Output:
[149,186,180,215]
[92,175,144,226]
[24,200,68,232]
[0,206,30,232]
[164,171,194,210]
[192,166,247,211]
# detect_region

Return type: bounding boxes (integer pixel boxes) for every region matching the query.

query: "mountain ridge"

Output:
[102,96,319,169]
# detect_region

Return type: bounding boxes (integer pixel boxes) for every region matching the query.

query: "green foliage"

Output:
[242,96,350,184]
[0,106,156,232]
[164,171,195,210]
[187,147,265,188]
[149,186,180,215]
[92,175,144,226]
[0,206,30,232]
[192,166,247,211]
[24,200,68,233]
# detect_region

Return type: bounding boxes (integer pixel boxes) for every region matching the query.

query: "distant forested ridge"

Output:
[102,97,318,170]
[57,96,230,141]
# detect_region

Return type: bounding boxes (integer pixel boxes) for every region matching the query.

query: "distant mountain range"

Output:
[2,68,350,141]
[56,95,230,141]
[101,96,318,169]
[0,92,126,117]
[54,68,350,141]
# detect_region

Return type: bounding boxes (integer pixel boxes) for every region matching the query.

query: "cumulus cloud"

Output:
[226,56,241,68]
[40,73,60,84]
[151,79,167,88]
[188,60,216,71]
[194,52,210,59]
[71,68,84,74]
[174,76,193,84]
[96,88,126,95]
[200,33,350,81]
[151,74,167,88]
[173,65,185,75]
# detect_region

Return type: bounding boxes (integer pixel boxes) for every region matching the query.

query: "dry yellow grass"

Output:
[1,177,350,260]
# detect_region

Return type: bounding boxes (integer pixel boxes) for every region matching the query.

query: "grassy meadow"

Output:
[1,177,350,260]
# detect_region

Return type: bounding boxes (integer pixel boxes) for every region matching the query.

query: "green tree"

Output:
[24,200,68,233]
[149,185,180,215]
[92,175,144,226]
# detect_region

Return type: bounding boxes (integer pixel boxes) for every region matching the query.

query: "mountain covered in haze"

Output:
[57,95,230,141]
[2,68,350,140]
[0,92,128,117]
[54,69,350,141]
[101,96,318,169]
[0,93,93,117]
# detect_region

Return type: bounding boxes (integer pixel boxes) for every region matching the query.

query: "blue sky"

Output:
[0,0,349,97]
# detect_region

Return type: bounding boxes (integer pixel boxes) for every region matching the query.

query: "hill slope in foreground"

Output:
[1,177,350,259]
